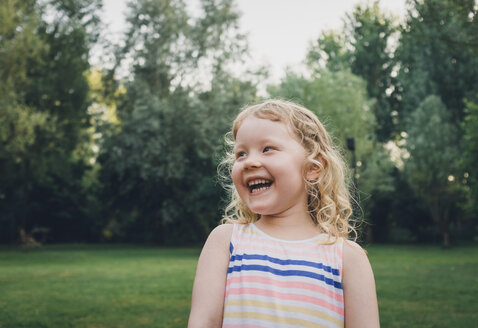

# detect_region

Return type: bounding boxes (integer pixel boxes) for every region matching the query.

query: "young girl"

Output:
[188,99,379,328]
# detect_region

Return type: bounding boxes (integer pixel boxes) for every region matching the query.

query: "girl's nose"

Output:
[244,154,262,170]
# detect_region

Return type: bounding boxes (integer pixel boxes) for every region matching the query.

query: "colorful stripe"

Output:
[229,253,341,276]
[233,239,342,260]
[222,223,344,328]
[225,299,343,325]
[227,264,342,289]
[226,276,344,302]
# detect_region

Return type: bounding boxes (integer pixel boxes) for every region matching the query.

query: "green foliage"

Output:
[406,96,459,190]
[98,0,259,244]
[270,70,375,154]
[306,31,351,73]
[1,0,476,245]
[345,2,399,141]
[0,0,49,242]
[405,95,464,246]
[345,2,396,94]
[0,0,102,243]
[462,97,478,221]
[304,0,478,244]
[395,0,478,244]
[307,1,399,141]
[0,0,50,159]
[397,0,478,123]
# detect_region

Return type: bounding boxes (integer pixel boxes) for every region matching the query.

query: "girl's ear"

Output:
[306,166,320,181]
[306,157,324,181]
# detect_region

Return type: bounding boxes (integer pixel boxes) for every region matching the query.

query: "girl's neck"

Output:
[255,211,322,241]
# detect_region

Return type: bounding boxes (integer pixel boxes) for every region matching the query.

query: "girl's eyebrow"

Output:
[236,137,280,146]
[232,144,245,154]
[234,137,283,152]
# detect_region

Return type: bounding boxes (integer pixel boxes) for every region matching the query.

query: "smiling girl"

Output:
[188,99,379,328]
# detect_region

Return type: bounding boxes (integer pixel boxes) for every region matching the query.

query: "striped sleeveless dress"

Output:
[222,223,344,328]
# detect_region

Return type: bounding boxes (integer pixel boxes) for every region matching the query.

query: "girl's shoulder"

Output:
[343,239,366,252]
[343,239,368,266]
[206,223,234,248]
[342,239,373,282]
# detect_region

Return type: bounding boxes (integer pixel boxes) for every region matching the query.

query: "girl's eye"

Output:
[236,151,246,158]
[263,146,273,153]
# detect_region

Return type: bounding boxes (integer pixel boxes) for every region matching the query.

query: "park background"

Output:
[1,0,477,327]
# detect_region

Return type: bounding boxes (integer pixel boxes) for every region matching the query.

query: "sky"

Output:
[101,0,407,82]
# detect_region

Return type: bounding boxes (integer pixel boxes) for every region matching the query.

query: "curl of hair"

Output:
[218,99,357,241]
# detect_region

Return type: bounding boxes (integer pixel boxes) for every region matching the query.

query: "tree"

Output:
[0,0,51,162]
[98,0,259,244]
[405,95,463,246]
[306,31,351,73]
[395,0,478,244]
[0,0,51,242]
[0,0,102,243]
[397,0,478,124]
[307,1,399,141]
[462,97,478,234]
[345,1,399,141]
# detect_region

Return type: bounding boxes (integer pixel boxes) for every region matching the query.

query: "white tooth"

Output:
[248,179,272,188]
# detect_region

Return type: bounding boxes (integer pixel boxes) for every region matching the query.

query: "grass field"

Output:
[0,244,477,328]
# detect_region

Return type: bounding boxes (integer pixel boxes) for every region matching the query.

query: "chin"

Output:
[248,206,275,217]
[247,205,267,216]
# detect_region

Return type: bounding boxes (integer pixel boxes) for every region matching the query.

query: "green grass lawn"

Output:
[0,244,476,328]
[368,244,478,328]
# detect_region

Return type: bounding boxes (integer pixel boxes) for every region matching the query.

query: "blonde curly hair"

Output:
[219,99,356,240]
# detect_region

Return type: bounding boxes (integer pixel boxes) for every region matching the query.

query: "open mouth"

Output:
[247,179,273,194]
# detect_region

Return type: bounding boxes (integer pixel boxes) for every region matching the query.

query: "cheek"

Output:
[231,164,242,189]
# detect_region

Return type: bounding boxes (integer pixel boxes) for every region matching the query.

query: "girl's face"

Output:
[232,116,312,218]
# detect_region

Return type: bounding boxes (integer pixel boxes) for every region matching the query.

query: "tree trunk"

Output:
[18,158,30,243]
[442,231,451,248]
[430,193,451,247]
[365,225,374,244]
[440,206,451,248]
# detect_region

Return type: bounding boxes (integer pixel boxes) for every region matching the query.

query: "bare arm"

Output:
[343,240,380,328]
[188,224,233,328]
